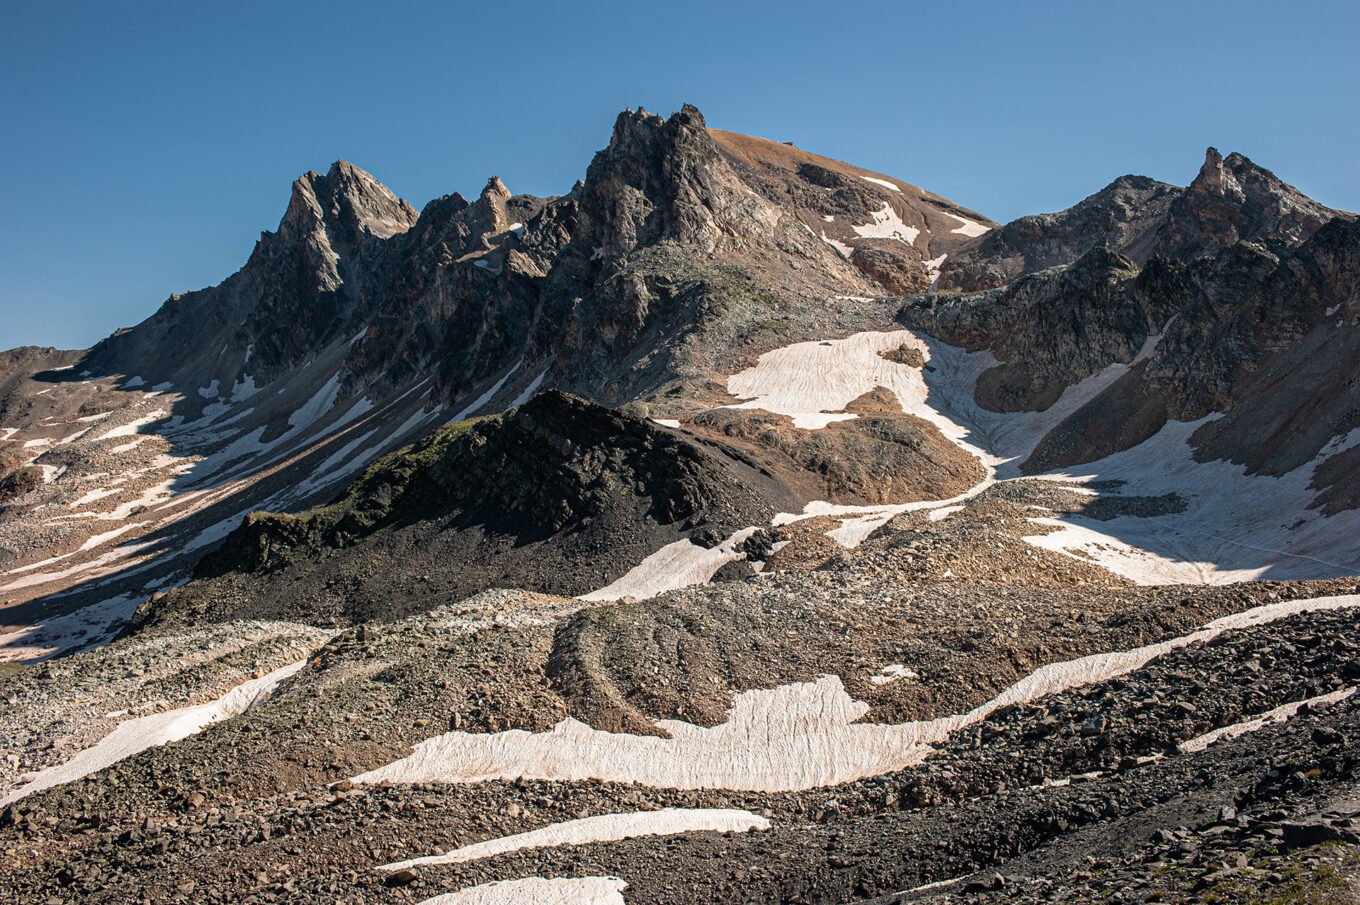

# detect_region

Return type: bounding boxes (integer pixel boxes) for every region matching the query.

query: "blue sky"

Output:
[2,0,1356,349]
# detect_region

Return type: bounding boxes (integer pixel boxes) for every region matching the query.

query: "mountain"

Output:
[2,105,1360,904]
[936,148,1342,292]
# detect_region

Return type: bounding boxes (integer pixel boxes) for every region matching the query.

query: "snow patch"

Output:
[378,808,767,873]
[821,232,854,259]
[651,418,681,428]
[852,203,919,246]
[196,379,220,399]
[581,528,758,602]
[415,877,627,905]
[862,176,903,193]
[1179,687,1357,754]
[509,369,548,409]
[941,211,990,238]
[1024,422,1360,583]
[0,659,307,804]
[96,410,168,441]
[451,364,521,422]
[870,664,918,685]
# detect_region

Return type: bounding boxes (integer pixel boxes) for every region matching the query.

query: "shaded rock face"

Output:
[1149,148,1341,262]
[912,216,1360,477]
[937,149,1344,292]
[936,175,1180,293]
[150,391,794,626]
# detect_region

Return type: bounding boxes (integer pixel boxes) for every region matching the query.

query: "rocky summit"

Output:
[2,104,1359,904]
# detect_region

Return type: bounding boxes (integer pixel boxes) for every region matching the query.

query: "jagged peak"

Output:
[279,160,417,246]
[482,175,511,201]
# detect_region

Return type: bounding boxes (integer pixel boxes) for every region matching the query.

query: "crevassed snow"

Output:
[509,369,548,409]
[0,659,306,804]
[862,176,903,193]
[1179,687,1357,754]
[581,528,758,601]
[852,203,920,245]
[378,808,768,873]
[941,211,990,238]
[415,877,628,905]
[350,594,1360,793]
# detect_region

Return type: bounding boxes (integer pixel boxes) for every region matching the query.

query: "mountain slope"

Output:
[2,103,1360,905]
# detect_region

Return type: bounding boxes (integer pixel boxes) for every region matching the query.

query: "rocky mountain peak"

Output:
[280,160,417,251]
[574,103,729,259]
[1150,147,1342,261]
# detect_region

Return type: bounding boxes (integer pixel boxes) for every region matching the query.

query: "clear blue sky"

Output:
[2,0,1356,349]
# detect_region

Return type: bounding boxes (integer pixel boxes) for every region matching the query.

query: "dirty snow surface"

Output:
[351,595,1360,793]
[416,877,628,905]
[379,808,768,873]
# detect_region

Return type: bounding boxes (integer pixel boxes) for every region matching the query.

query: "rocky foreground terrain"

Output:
[2,104,1359,902]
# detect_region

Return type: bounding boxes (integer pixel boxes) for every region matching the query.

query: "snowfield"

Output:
[350,595,1360,793]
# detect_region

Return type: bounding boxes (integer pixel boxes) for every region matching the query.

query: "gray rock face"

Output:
[937,148,1344,292]
[936,175,1180,293]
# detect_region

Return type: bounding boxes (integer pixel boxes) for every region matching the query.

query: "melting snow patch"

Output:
[821,232,854,259]
[870,664,918,685]
[1175,688,1354,751]
[230,374,259,402]
[862,176,902,193]
[0,659,306,804]
[96,410,168,441]
[378,808,768,873]
[1179,687,1357,754]
[509,369,548,409]
[581,528,757,601]
[351,595,1360,793]
[852,203,920,245]
[451,364,521,422]
[941,211,990,238]
[415,877,628,905]
[1025,421,1360,582]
